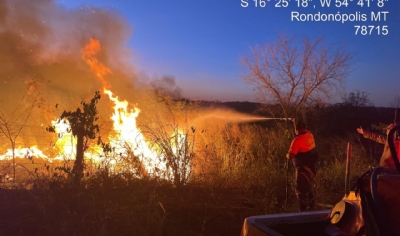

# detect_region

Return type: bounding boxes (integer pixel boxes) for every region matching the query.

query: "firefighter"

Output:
[357,109,400,168]
[286,121,318,212]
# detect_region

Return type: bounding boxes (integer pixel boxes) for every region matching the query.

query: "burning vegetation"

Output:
[0,1,396,235]
[0,0,199,187]
[1,37,196,188]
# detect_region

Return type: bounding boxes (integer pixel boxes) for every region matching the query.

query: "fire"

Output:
[0,146,48,161]
[0,38,189,182]
[51,119,76,160]
[81,38,112,89]
[82,38,167,174]
[103,89,165,173]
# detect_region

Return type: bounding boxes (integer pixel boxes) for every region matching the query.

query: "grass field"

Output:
[0,121,374,236]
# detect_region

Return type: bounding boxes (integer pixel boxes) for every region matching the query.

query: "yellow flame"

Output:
[0,146,48,160]
[52,119,76,159]
[104,88,164,173]
[82,38,166,174]
[0,38,190,181]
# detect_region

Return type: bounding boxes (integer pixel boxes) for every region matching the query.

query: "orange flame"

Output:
[0,38,189,181]
[82,38,165,174]
[81,38,112,89]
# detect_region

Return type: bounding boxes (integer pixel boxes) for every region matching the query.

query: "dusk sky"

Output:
[56,0,399,107]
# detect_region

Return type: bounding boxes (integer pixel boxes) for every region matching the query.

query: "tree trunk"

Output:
[72,133,84,187]
[12,142,15,182]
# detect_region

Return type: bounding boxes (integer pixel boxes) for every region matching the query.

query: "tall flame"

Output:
[81,38,112,89]
[81,38,165,174]
[0,38,185,180]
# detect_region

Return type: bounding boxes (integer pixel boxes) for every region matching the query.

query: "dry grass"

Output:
[0,122,373,235]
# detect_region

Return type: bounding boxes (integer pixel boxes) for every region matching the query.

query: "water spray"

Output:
[260,117,296,129]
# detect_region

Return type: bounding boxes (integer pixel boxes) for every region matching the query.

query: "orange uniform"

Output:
[288,130,316,155]
[287,130,318,212]
[288,130,318,171]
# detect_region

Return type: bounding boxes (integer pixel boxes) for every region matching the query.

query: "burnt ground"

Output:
[0,183,277,236]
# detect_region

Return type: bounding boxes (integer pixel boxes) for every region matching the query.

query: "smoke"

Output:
[150,76,183,99]
[0,0,139,103]
[0,0,153,150]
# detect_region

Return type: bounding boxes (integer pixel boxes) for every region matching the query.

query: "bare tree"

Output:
[242,34,352,120]
[342,90,373,107]
[0,79,43,181]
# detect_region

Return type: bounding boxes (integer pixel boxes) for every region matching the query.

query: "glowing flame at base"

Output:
[0,38,190,184]
[103,89,167,175]
[81,38,169,176]
[0,146,49,161]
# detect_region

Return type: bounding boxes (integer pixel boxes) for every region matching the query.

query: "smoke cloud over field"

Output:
[0,0,245,155]
[0,0,155,150]
[151,76,183,99]
[0,0,139,102]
